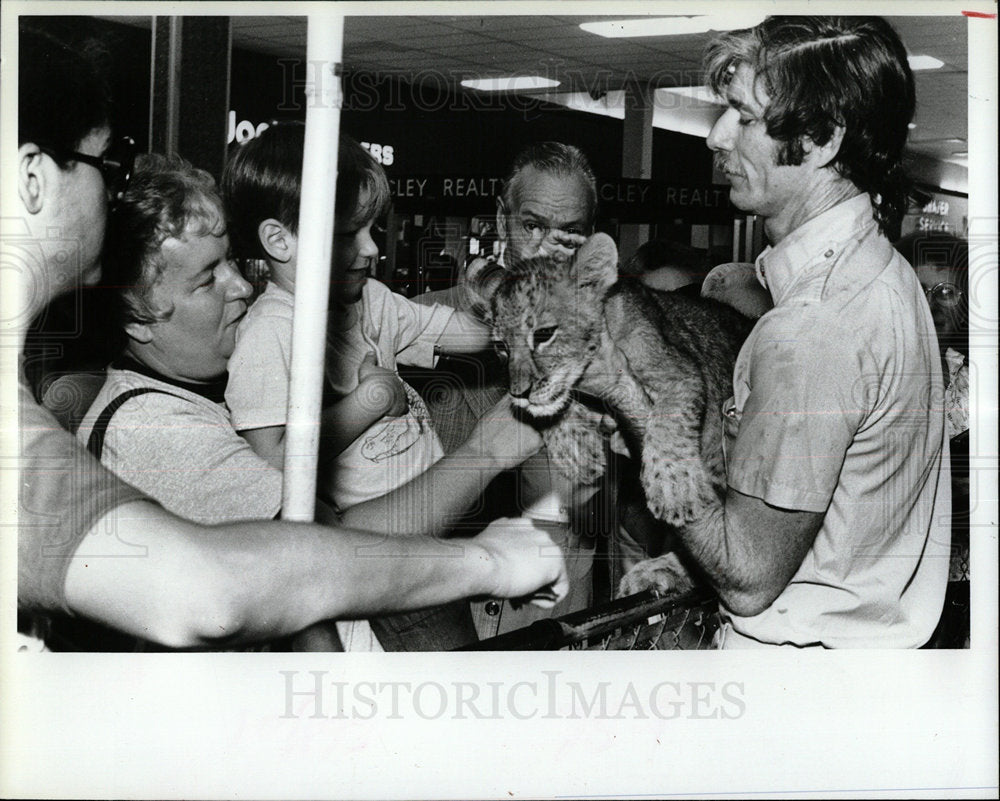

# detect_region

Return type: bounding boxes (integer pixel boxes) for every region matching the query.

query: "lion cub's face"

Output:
[491,233,619,419]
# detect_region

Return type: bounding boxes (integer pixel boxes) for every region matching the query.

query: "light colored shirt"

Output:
[77,368,284,524]
[226,279,452,510]
[721,194,950,648]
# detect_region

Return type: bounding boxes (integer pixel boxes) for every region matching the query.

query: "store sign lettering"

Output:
[918,217,953,232]
[388,178,428,197]
[599,182,730,208]
[385,177,734,220]
[600,182,651,204]
[361,142,394,165]
[224,116,399,167]
[227,111,271,144]
[661,187,729,208]
[442,177,504,197]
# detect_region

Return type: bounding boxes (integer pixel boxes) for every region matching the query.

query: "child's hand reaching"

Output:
[356,352,409,418]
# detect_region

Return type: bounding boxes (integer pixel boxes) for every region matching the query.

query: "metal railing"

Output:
[460,588,721,651]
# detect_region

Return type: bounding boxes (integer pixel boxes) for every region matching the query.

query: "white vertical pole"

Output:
[282,15,344,521]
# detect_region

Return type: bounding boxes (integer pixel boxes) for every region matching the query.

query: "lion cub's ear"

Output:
[572,232,619,292]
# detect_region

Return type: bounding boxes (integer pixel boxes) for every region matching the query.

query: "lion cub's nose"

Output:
[508,365,533,399]
[509,378,532,398]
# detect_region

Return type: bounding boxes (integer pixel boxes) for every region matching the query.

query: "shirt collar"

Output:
[755,193,877,306]
[113,355,229,403]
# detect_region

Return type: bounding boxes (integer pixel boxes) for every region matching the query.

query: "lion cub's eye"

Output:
[532,326,558,347]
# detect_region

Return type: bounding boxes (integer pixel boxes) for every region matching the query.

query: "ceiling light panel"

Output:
[908,54,945,70]
[461,76,561,91]
[580,13,766,38]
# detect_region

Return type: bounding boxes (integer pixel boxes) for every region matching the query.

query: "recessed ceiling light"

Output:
[580,13,766,38]
[461,76,560,91]
[908,55,944,70]
[908,123,917,129]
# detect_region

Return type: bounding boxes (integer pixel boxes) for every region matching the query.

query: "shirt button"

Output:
[485,600,502,616]
[824,249,834,258]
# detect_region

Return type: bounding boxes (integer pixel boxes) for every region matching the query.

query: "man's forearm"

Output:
[63,500,498,648]
[675,488,824,617]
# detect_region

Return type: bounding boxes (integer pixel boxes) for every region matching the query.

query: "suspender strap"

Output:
[86,388,184,459]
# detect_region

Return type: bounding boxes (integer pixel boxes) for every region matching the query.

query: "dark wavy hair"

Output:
[501,141,598,229]
[103,153,225,326]
[222,121,390,262]
[705,16,915,237]
[18,24,111,156]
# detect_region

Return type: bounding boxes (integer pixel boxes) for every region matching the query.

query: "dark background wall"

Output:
[25,16,721,222]
[231,47,713,184]
[24,17,152,149]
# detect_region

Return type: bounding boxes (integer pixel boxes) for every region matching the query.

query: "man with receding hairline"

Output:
[423,142,607,637]
[464,141,596,305]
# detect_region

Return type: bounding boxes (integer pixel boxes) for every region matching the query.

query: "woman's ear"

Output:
[18,143,47,215]
[258,219,293,263]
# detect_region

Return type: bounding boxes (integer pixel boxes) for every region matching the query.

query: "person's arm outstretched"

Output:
[64,504,568,649]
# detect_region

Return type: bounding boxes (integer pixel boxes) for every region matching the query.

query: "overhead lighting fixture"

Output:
[580,13,766,38]
[461,76,560,91]
[908,54,944,70]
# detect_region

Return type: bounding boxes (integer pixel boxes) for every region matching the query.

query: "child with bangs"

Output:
[223,124,502,517]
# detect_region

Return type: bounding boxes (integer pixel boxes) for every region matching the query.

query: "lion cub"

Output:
[490,233,752,598]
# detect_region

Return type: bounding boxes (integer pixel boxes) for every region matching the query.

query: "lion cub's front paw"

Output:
[640,456,715,527]
[617,552,696,599]
[544,407,606,485]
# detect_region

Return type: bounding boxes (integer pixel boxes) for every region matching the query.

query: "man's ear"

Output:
[124,320,153,345]
[571,232,619,292]
[18,144,47,215]
[805,125,846,170]
[495,197,508,241]
[258,219,294,263]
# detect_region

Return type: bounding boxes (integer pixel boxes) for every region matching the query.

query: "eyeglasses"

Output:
[924,281,964,309]
[36,136,136,205]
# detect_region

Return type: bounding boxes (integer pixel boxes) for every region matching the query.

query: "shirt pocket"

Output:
[720,395,742,473]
